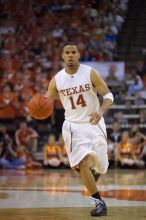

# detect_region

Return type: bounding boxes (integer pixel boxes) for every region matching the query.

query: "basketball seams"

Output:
[32,97,46,116]
[29,93,53,119]
[38,93,53,114]
[38,93,47,115]
[39,94,49,109]
[39,94,53,110]
[32,109,43,119]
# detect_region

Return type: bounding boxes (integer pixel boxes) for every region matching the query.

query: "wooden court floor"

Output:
[0,168,146,220]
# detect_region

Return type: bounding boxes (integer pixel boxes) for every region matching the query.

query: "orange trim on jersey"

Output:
[70,125,73,153]
[97,124,107,141]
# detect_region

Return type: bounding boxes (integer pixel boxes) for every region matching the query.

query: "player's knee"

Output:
[72,165,80,173]
[79,157,90,170]
[99,163,109,174]
[79,160,86,169]
[99,169,107,175]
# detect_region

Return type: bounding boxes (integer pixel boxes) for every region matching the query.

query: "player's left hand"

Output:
[89,110,103,125]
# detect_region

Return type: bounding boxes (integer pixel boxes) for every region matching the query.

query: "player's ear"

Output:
[78,52,80,59]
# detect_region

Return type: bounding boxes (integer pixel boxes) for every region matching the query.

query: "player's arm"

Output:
[90,69,114,124]
[46,77,58,102]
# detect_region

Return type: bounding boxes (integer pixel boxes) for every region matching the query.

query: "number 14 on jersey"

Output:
[69,94,87,109]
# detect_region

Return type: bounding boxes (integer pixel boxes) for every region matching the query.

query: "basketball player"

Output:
[46,43,114,216]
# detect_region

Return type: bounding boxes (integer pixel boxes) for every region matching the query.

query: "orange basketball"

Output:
[28,93,53,120]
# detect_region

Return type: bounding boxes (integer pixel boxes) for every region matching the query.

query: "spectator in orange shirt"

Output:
[0,83,19,121]
[15,121,38,154]
[130,132,145,168]
[116,131,144,168]
[43,134,61,168]
[116,131,135,168]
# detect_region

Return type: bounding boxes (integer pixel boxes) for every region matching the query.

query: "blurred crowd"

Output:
[0,0,128,66]
[103,59,146,126]
[0,120,146,170]
[108,122,146,168]
[0,0,146,170]
[0,0,129,131]
[0,121,69,169]
[0,0,128,121]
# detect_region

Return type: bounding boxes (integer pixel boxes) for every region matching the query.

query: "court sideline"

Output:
[0,168,146,220]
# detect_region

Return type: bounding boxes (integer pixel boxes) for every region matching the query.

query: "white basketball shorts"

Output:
[62,119,109,174]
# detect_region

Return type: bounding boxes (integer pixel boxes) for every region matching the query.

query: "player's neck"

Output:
[65,64,80,75]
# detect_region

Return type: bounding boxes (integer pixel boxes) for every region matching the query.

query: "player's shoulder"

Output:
[55,67,65,80]
[80,63,92,71]
[80,64,99,74]
[56,67,65,75]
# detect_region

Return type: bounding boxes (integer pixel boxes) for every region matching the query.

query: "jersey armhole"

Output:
[89,68,96,89]
[54,74,60,93]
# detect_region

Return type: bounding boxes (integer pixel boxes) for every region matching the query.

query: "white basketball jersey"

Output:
[55,64,103,123]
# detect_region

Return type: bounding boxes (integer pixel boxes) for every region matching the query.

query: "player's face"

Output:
[62,45,80,67]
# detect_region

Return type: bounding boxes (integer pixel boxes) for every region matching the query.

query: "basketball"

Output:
[28,93,53,120]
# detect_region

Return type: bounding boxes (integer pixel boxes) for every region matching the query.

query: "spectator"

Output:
[129,124,140,137]
[116,131,135,168]
[0,126,26,169]
[116,131,144,168]
[130,133,145,168]
[105,64,119,86]
[136,60,145,78]
[0,144,42,170]
[109,122,121,143]
[43,134,61,168]
[15,121,38,153]
[138,110,146,125]
[108,122,121,166]
[0,83,19,121]
[140,133,146,166]
[128,72,143,96]
[134,91,145,105]
[136,87,146,103]
[113,111,128,124]
[23,149,42,169]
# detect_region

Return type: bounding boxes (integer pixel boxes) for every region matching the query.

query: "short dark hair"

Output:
[62,42,79,50]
